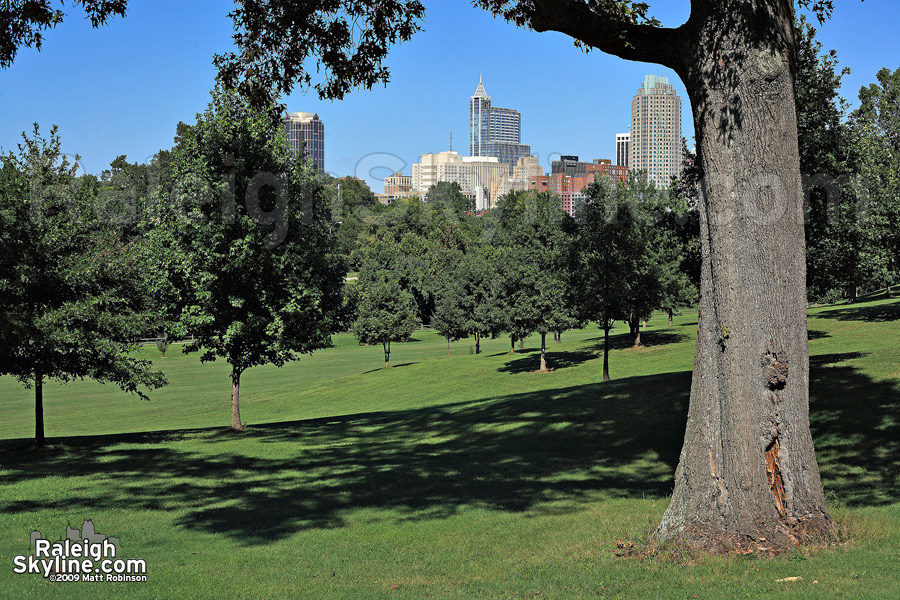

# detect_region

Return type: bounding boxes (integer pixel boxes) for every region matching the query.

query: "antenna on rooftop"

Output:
[450,132,453,152]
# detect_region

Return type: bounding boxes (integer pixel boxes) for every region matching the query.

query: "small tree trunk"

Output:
[668,308,674,327]
[509,335,516,354]
[34,373,45,447]
[602,324,611,382]
[642,320,647,330]
[848,285,858,302]
[383,341,391,368]
[446,337,450,357]
[231,370,245,432]
[630,317,642,347]
[539,332,548,372]
[519,337,525,350]
[475,333,481,355]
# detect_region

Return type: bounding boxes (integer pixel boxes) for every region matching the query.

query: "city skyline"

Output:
[1,1,896,194]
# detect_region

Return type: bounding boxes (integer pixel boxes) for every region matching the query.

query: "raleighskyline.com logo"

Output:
[12,520,147,582]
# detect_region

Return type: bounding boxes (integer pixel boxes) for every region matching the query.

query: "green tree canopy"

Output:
[352,268,418,368]
[0,124,166,445]
[147,86,345,431]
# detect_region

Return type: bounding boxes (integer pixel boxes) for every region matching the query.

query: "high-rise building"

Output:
[283,111,325,172]
[616,132,630,167]
[629,75,682,188]
[469,77,531,175]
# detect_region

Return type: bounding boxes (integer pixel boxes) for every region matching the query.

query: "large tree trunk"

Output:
[231,370,245,432]
[34,373,44,447]
[657,1,830,551]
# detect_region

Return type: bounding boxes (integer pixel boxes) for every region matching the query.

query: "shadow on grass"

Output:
[0,371,692,545]
[812,298,900,322]
[809,352,900,508]
[497,332,688,375]
[582,331,690,351]
[1,352,896,545]
[361,362,418,374]
[807,329,831,341]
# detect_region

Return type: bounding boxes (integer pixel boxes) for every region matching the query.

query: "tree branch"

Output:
[486,0,688,70]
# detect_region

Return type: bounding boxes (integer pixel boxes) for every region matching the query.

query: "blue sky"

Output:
[1,0,897,192]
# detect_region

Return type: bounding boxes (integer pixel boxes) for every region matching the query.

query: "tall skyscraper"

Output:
[628,75,682,188]
[469,77,531,174]
[283,111,325,172]
[616,132,630,167]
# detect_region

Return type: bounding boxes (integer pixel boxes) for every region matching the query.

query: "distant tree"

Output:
[493,191,575,371]
[425,181,472,214]
[794,16,856,302]
[656,180,699,326]
[460,248,506,355]
[431,289,468,357]
[574,177,642,380]
[147,86,345,432]
[352,269,418,367]
[155,335,171,358]
[323,175,380,263]
[0,125,166,446]
[847,66,900,296]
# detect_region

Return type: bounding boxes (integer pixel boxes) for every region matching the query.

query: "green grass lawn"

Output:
[1,299,898,599]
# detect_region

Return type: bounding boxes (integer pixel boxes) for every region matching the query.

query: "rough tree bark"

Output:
[526,0,830,550]
[231,369,245,432]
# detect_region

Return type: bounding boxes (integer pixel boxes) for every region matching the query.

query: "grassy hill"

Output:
[1,299,898,598]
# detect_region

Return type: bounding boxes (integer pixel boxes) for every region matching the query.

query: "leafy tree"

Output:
[847,66,900,295]
[0,125,166,445]
[493,191,575,371]
[147,86,345,431]
[323,175,381,264]
[794,16,857,301]
[460,248,506,354]
[425,181,472,214]
[352,269,418,367]
[574,178,639,381]
[0,0,127,68]
[431,287,469,357]
[432,246,505,356]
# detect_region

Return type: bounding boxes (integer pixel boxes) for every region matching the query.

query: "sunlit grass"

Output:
[1,300,898,598]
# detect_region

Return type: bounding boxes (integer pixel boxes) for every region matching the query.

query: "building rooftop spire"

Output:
[472,76,489,99]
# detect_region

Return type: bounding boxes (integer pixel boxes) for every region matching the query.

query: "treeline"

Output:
[345,172,699,380]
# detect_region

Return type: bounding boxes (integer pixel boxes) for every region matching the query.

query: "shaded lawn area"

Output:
[0,301,898,598]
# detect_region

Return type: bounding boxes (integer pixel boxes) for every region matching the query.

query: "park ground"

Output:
[0,296,898,599]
